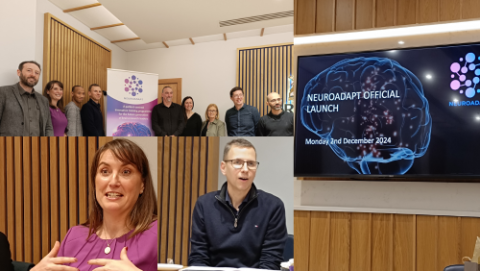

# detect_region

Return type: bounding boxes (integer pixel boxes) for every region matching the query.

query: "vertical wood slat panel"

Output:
[296,211,480,271]
[167,137,178,261]
[309,212,330,270]
[335,0,355,31]
[316,0,335,33]
[155,137,220,266]
[329,212,350,271]
[393,214,415,271]
[157,137,164,264]
[1,137,101,263]
[182,138,193,265]
[6,137,15,259]
[0,138,6,234]
[376,0,396,27]
[68,138,78,229]
[355,0,375,30]
[44,13,111,110]
[31,138,41,264]
[397,0,417,25]
[417,0,439,23]
[462,0,480,19]
[294,0,316,35]
[14,138,24,261]
[40,138,50,257]
[439,0,462,21]
[294,211,311,271]
[23,138,32,263]
[350,213,371,271]
[237,44,293,117]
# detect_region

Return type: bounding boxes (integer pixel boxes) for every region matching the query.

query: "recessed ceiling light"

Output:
[398,41,405,44]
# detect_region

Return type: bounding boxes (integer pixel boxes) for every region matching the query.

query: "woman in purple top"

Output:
[31,139,158,271]
[43,80,68,136]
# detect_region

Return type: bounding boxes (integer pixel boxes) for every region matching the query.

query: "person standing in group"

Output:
[201,104,226,136]
[65,85,85,136]
[43,80,68,136]
[257,92,294,136]
[225,86,260,136]
[180,96,202,136]
[81,84,105,136]
[151,86,185,136]
[0,61,53,136]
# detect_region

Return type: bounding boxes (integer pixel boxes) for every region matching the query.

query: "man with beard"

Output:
[225,86,260,136]
[0,61,54,136]
[151,86,185,136]
[257,92,294,136]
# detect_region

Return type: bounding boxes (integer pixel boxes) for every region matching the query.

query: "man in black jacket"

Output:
[188,138,287,269]
[81,84,105,136]
[151,86,185,136]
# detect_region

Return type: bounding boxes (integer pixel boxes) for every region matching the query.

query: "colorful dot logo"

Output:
[124,75,143,97]
[450,52,480,98]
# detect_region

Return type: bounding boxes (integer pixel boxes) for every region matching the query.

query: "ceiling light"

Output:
[294,19,480,45]
[398,41,405,44]
[454,99,458,102]
[476,116,480,121]
[426,74,432,79]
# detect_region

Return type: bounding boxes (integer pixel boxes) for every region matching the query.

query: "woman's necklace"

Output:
[104,238,114,254]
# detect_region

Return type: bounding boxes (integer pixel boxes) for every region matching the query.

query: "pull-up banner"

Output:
[106,69,158,136]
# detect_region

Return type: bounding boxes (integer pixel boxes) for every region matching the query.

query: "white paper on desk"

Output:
[180,266,277,271]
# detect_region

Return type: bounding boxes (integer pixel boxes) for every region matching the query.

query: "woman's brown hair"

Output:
[43,80,65,113]
[205,103,219,121]
[84,139,158,239]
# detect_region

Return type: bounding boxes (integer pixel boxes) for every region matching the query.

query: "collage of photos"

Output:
[4,0,480,271]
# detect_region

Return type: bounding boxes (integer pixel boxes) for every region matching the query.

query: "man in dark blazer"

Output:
[81,84,105,136]
[0,61,54,136]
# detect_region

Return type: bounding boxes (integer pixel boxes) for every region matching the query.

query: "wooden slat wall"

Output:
[236,44,294,117]
[0,137,111,264]
[157,137,220,266]
[43,13,111,113]
[295,210,480,271]
[294,0,480,35]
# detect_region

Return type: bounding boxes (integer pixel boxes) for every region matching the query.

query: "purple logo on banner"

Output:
[450,52,480,98]
[124,75,144,97]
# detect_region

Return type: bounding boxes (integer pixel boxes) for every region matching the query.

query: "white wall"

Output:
[0,0,128,88]
[126,32,293,123]
[218,137,294,234]
[0,0,37,85]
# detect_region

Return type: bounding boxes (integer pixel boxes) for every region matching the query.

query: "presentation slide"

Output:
[295,43,480,177]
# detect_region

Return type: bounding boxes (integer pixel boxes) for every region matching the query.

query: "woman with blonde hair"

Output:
[32,139,158,271]
[201,104,226,136]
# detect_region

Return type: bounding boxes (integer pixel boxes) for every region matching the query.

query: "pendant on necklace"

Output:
[104,245,111,255]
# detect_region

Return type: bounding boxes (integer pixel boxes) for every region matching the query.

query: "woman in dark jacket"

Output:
[180,96,203,136]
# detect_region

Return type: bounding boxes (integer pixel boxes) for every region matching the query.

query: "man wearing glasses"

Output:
[188,138,287,270]
[257,92,294,136]
[225,87,260,136]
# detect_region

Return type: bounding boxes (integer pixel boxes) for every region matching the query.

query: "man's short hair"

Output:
[223,138,256,160]
[162,86,172,93]
[72,85,83,92]
[229,86,243,97]
[88,84,100,92]
[18,61,41,71]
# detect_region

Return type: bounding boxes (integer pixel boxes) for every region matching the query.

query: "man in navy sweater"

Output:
[188,138,287,269]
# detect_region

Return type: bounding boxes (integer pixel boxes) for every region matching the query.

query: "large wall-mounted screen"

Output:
[295,43,480,178]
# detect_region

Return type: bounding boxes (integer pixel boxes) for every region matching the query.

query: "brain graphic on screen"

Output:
[301,57,432,174]
[112,122,152,136]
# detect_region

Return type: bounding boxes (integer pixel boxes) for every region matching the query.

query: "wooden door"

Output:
[158,78,182,105]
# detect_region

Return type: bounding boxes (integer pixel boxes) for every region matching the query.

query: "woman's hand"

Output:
[31,241,78,271]
[88,247,140,271]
